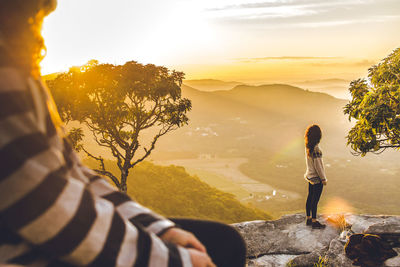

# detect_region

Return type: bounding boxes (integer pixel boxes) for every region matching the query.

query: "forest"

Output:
[84,159,271,223]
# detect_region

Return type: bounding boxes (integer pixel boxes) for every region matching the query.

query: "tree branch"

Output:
[140,98,163,129]
[130,124,175,168]
[81,146,120,188]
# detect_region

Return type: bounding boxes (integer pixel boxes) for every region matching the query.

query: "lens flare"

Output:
[322,197,354,230]
[322,197,354,214]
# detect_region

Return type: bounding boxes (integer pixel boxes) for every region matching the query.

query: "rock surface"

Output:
[233,214,338,258]
[386,248,400,267]
[248,254,298,267]
[231,214,400,267]
[289,247,327,267]
[325,237,354,267]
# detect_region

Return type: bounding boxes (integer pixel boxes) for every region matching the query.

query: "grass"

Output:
[184,167,251,200]
[286,256,328,267]
[314,256,328,267]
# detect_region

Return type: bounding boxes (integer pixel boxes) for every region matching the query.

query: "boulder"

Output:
[364,218,400,247]
[346,215,397,233]
[364,217,400,235]
[232,214,338,257]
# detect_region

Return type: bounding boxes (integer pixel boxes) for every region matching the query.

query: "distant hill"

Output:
[214,84,345,119]
[152,83,349,158]
[183,78,351,99]
[84,160,271,223]
[291,78,351,99]
[294,78,350,86]
[183,79,243,91]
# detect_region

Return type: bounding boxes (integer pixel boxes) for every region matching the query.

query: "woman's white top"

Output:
[304,145,327,184]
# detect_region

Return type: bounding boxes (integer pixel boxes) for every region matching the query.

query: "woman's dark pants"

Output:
[305,182,323,219]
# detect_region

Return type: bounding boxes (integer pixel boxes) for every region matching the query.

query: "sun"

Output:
[143,1,217,65]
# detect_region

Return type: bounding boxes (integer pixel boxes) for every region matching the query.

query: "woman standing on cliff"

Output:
[304,124,327,229]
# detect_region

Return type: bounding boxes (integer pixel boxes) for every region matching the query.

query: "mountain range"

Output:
[183,79,242,91]
[152,82,400,216]
[154,83,349,158]
[183,78,351,99]
[52,73,400,216]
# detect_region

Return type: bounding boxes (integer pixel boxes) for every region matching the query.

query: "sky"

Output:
[41,0,400,83]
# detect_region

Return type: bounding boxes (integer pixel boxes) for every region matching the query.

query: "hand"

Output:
[322,180,327,186]
[160,227,206,252]
[188,248,216,267]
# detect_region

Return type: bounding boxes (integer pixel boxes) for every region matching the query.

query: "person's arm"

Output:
[79,165,217,266]
[0,67,192,267]
[79,165,176,235]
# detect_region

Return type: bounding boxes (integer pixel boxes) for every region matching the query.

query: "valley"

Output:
[155,157,300,202]
[71,79,400,217]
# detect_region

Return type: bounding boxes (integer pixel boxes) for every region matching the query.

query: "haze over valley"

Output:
[74,79,400,217]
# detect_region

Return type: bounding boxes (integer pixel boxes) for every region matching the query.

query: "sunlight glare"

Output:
[322,197,354,215]
[139,1,217,65]
[322,197,354,229]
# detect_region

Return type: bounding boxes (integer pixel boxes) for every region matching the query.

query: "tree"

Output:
[344,47,400,156]
[48,60,192,192]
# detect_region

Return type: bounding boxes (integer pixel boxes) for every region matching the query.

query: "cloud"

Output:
[206,0,400,28]
[236,56,342,63]
[207,0,359,11]
[234,57,377,68]
[306,59,377,68]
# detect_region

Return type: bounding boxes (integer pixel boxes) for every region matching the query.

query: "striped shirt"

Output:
[304,145,327,184]
[0,65,192,266]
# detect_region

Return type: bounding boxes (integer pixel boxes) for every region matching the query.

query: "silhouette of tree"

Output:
[344,48,400,156]
[48,60,191,192]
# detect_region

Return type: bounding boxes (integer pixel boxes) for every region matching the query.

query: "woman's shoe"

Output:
[312,221,326,229]
[306,218,312,226]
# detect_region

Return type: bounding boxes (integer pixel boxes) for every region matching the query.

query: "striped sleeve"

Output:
[81,166,176,236]
[0,67,192,267]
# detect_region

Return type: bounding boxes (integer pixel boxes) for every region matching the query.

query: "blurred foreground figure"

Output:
[0,1,246,266]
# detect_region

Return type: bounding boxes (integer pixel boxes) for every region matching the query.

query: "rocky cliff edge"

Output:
[232,214,400,267]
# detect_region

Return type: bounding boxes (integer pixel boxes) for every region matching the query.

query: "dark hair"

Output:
[0,0,56,78]
[305,124,322,157]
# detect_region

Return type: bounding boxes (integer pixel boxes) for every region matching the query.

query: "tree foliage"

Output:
[344,48,400,156]
[84,159,271,223]
[48,60,191,192]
